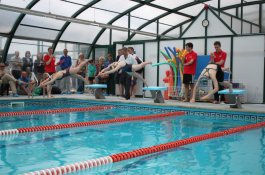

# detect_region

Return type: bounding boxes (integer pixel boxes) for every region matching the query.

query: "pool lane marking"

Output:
[0,111,185,135]
[0,106,113,117]
[22,121,265,175]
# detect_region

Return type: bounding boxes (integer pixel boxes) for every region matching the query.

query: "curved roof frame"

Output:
[2,0,40,62]
[87,0,156,58]
[52,0,101,50]
[220,0,264,10]
[127,0,212,40]
[1,0,264,62]
[163,0,265,36]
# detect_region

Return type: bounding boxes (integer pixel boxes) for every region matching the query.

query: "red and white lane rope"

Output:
[0,106,113,117]
[22,121,265,175]
[0,111,185,135]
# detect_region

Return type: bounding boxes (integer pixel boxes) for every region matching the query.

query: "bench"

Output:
[143,86,167,103]
[85,84,107,99]
[218,89,246,108]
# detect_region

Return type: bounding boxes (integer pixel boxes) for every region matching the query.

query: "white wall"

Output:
[182,11,205,38]
[145,42,158,97]
[233,35,264,103]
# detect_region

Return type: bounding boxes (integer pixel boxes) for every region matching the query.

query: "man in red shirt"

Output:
[43,47,56,75]
[183,42,197,102]
[210,41,227,103]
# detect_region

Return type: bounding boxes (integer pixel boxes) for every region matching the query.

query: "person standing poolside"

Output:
[115,49,124,96]
[43,47,56,76]
[210,41,227,104]
[22,51,33,72]
[105,53,115,95]
[75,53,87,94]
[57,49,72,94]
[33,53,45,85]
[183,42,197,102]
[128,47,143,98]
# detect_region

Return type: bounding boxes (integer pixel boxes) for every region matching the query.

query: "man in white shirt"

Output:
[128,47,143,98]
[119,47,137,100]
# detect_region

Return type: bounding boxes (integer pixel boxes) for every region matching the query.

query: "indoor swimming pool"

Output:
[0,99,264,175]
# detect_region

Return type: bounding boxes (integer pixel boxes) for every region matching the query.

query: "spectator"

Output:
[96,56,108,84]
[128,47,143,98]
[87,58,97,85]
[22,51,33,71]
[10,51,22,79]
[57,49,72,94]
[43,47,56,75]
[33,53,45,85]
[210,41,227,104]
[105,53,115,95]
[18,71,36,97]
[75,53,87,94]
[183,42,197,102]
[115,49,124,96]
[0,63,19,97]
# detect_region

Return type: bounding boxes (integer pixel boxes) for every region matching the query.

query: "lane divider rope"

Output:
[0,111,185,135]
[22,121,265,175]
[0,106,113,117]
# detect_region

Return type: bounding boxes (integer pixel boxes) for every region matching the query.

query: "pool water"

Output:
[0,100,264,175]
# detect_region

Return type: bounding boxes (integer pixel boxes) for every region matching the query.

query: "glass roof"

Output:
[0,0,263,48]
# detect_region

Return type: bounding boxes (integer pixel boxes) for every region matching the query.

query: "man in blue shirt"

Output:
[57,49,72,94]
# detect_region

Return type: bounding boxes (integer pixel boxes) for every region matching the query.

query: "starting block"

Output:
[218,89,246,108]
[143,86,167,103]
[85,84,107,99]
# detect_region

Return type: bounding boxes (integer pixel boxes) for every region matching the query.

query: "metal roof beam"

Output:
[2,0,40,63]
[128,0,211,41]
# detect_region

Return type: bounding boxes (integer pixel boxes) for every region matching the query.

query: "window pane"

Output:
[221,0,241,8]
[131,34,155,41]
[95,48,108,60]
[21,15,65,30]
[112,16,128,28]
[151,0,194,9]
[130,17,148,29]
[15,25,59,40]
[66,0,93,5]
[32,0,82,17]
[0,36,7,62]
[7,39,52,63]
[159,24,171,34]
[97,30,110,45]
[0,10,20,33]
[77,8,117,24]
[243,5,259,25]
[159,14,189,26]
[112,30,127,44]
[164,28,180,38]
[93,0,137,13]
[131,5,166,20]
[141,22,157,34]
[0,0,32,8]
[179,4,204,16]
[61,23,101,44]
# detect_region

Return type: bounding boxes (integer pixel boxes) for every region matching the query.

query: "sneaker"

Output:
[13,94,19,97]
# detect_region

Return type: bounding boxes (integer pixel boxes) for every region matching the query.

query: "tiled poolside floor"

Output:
[1,93,264,114]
